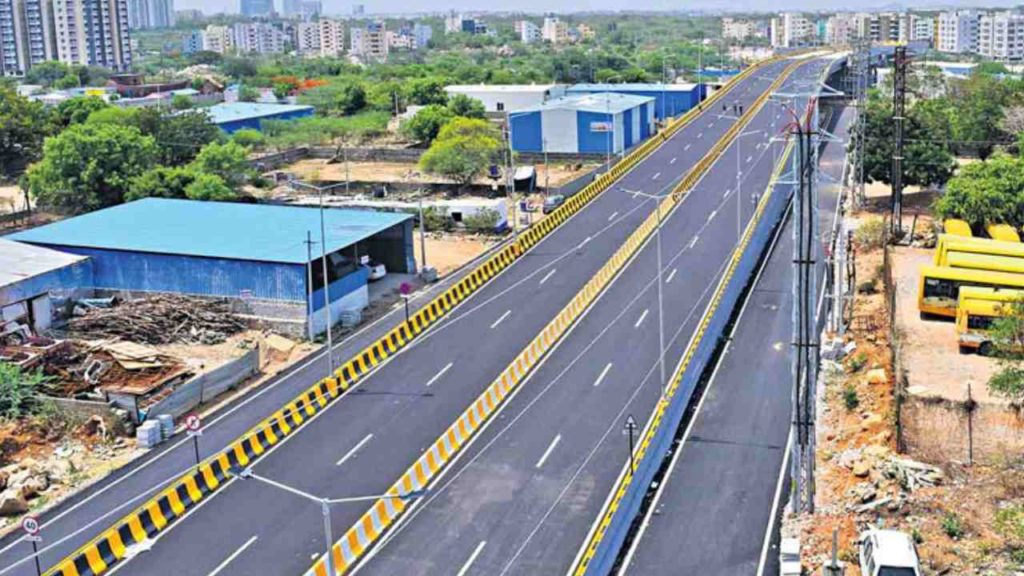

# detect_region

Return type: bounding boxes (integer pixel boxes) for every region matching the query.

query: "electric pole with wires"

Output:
[891,45,908,237]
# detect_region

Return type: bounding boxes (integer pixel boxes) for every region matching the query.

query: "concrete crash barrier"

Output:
[572,56,834,576]
[300,57,806,576]
[45,55,786,576]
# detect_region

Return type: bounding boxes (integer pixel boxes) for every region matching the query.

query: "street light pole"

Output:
[417,193,427,272]
[318,185,336,372]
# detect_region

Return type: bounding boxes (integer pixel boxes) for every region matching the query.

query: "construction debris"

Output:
[884,456,944,492]
[68,295,246,345]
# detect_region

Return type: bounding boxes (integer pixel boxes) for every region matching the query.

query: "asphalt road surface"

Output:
[0,61,805,576]
[346,57,836,576]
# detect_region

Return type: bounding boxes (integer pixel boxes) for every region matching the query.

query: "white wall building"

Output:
[444,84,567,113]
[296,20,319,54]
[318,18,344,56]
[721,17,759,41]
[52,0,132,70]
[771,13,814,48]
[350,21,387,60]
[202,24,232,53]
[412,23,431,48]
[938,10,980,54]
[825,13,858,45]
[128,0,173,30]
[232,22,285,54]
[518,20,540,44]
[542,16,567,44]
[979,11,1024,61]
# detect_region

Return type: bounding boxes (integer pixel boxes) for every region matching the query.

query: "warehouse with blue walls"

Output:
[509,93,656,155]
[9,199,415,337]
[566,83,705,120]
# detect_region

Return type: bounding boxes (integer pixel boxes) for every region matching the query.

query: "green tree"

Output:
[0,363,48,420]
[401,104,454,143]
[188,141,252,189]
[172,94,193,110]
[126,166,196,201]
[935,153,1024,230]
[222,57,259,79]
[298,79,367,115]
[24,61,72,87]
[950,74,1009,159]
[231,128,265,150]
[447,93,485,119]
[152,111,222,165]
[272,82,293,100]
[27,123,157,214]
[85,106,140,127]
[238,85,260,102]
[0,87,52,179]
[55,96,109,126]
[185,173,236,200]
[987,297,1024,401]
[406,77,448,106]
[419,117,502,189]
[189,51,223,66]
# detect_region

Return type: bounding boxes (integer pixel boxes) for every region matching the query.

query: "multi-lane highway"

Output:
[0,59,804,576]
[342,56,835,576]
[619,104,852,576]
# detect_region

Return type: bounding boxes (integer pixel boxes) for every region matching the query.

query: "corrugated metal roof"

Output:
[206,102,314,125]
[0,238,88,289]
[8,198,412,265]
[568,83,700,92]
[446,84,565,93]
[519,92,655,115]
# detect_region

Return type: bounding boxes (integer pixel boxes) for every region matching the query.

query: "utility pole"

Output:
[305,231,316,341]
[891,45,908,237]
[417,194,427,272]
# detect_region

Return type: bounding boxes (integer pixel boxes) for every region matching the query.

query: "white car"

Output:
[859,530,922,576]
[366,261,387,281]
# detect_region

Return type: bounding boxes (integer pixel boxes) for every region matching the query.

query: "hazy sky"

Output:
[175,0,1019,18]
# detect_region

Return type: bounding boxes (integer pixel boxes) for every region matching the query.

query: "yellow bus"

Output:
[919,265,1024,317]
[946,252,1024,275]
[934,235,1024,267]
[987,224,1021,243]
[956,287,1024,355]
[944,219,973,238]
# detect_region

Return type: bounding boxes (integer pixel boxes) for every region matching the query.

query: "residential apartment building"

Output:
[770,12,814,47]
[979,11,1024,61]
[722,17,758,41]
[295,19,318,54]
[518,20,540,43]
[907,13,935,43]
[542,16,567,44]
[201,23,231,53]
[181,27,201,53]
[825,13,858,45]
[239,0,271,18]
[127,0,172,30]
[318,17,343,56]
[577,22,595,40]
[350,20,386,60]
[1,0,59,76]
[412,22,431,48]
[52,0,132,70]
[232,21,284,54]
[937,10,980,54]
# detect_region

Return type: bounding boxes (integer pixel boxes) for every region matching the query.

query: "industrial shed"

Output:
[566,83,705,120]
[444,84,567,112]
[206,102,315,133]
[10,199,415,336]
[0,239,93,337]
[509,93,655,155]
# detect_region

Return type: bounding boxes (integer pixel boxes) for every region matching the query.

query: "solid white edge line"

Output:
[457,541,487,576]
[425,362,454,388]
[207,535,259,576]
[535,434,562,469]
[336,433,375,467]
[593,363,613,388]
[756,428,794,576]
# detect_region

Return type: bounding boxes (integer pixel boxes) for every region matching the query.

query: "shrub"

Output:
[995,505,1024,541]
[942,512,965,539]
[0,363,48,419]
[857,280,878,295]
[421,206,451,232]
[463,208,501,233]
[842,384,860,411]
[855,217,887,250]
[847,352,868,372]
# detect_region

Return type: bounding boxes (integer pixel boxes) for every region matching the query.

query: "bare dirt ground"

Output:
[788,200,1024,574]
[286,159,598,189]
[414,234,496,278]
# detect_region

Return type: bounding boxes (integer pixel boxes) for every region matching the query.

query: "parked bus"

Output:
[944,219,973,238]
[946,252,1024,275]
[956,287,1024,355]
[987,223,1021,243]
[934,235,1024,267]
[918,265,1024,317]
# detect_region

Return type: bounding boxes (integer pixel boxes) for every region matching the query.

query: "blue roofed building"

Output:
[566,83,706,120]
[9,199,415,337]
[206,102,315,134]
[1,239,93,337]
[508,93,656,155]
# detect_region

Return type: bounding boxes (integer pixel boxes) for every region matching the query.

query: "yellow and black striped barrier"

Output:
[44,55,787,576]
[299,56,807,576]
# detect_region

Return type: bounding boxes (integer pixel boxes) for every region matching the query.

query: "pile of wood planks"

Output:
[68,295,246,345]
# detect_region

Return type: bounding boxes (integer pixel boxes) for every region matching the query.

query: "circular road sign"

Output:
[185,413,202,432]
[399,282,412,296]
[21,515,40,537]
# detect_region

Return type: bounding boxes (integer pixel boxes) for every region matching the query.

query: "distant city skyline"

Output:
[175,0,1020,16]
